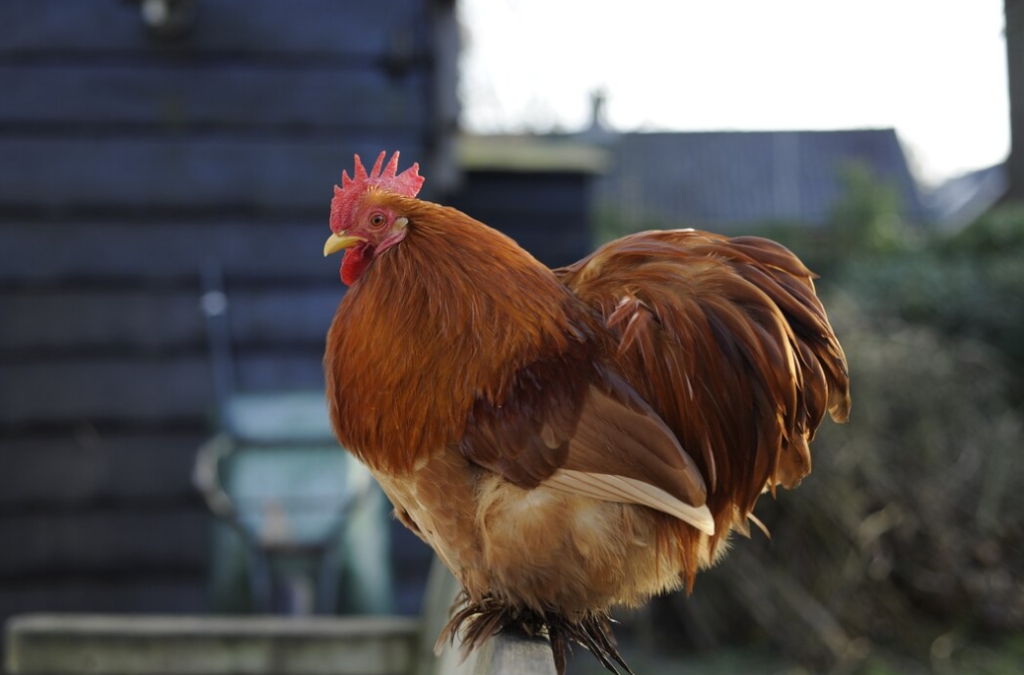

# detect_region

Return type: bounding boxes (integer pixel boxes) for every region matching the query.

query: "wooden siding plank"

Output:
[0,221,339,283]
[237,352,325,392]
[0,291,207,353]
[0,353,325,424]
[228,290,340,348]
[0,0,425,60]
[449,173,592,216]
[0,578,208,617]
[0,218,583,283]
[0,434,206,507]
[0,65,426,130]
[0,358,213,424]
[0,509,210,576]
[0,137,425,211]
[0,289,341,352]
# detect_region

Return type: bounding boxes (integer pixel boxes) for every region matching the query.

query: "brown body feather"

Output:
[324,196,850,673]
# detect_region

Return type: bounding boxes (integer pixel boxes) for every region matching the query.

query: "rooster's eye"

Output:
[370,214,386,228]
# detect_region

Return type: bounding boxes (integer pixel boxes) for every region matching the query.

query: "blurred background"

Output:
[0,1,1022,674]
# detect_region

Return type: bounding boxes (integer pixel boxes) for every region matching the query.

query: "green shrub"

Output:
[830,250,1024,389]
[943,204,1024,255]
[829,161,916,255]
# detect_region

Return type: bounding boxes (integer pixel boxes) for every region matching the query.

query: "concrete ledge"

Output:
[5,563,558,675]
[5,614,420,675]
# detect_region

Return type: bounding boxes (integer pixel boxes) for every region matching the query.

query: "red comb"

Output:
[330,151,424,232]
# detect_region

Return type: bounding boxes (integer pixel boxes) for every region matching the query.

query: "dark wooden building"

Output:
[0,0,459,620]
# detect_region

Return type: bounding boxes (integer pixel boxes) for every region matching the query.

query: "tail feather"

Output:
[557,229,851,547]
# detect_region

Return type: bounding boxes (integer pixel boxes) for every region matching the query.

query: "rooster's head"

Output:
[324,151,425,285]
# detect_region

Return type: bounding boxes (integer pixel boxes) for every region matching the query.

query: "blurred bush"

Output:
[942,203,1024,255]
[830,160,917,255]
[838,204,1024,395]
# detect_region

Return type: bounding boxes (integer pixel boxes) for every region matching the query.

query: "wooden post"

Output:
[468,629,558,675]
[1008,0,1024,200]
[416,560,557,675]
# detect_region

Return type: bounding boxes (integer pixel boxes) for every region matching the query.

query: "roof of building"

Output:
[458,135,610,174]
[593,129,926,230]
[924,162,1008,232]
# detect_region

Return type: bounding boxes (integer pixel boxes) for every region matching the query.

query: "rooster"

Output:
[322,152,850,674]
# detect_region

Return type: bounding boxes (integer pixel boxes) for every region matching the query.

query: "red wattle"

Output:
[341,244,374,285]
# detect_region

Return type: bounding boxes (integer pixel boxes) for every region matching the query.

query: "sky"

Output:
[458,0,1011,187]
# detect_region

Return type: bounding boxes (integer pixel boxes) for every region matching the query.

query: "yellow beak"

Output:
[323,232,366,257]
